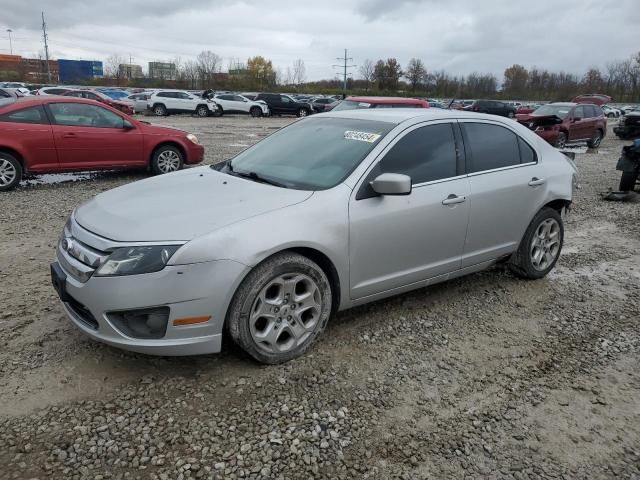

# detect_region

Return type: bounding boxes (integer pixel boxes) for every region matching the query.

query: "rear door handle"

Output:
[442,194,466,205]
[62,132,77,138]
[528,177,546,187]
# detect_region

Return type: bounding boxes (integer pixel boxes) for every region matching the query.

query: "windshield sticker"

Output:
[344,130,381,143]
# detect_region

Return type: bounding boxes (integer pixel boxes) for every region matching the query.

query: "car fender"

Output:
[170,185,352,309]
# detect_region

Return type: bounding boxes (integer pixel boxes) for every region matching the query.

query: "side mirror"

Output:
[370,173,412,196]
[123,120,135,130]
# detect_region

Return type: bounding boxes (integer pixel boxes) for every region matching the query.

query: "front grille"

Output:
[66,295,99,330]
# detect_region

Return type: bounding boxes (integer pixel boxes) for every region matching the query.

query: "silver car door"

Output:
[459,120,547,267]
[349,121,470,299]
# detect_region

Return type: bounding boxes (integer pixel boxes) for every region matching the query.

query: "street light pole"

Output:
[6,29,12,55]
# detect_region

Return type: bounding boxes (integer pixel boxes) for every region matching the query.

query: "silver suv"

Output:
[147,90,219,117]
[52,109,576,364]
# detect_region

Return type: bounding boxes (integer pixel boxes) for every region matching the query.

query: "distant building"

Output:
[118,63,143,79]
[21,58,59,83]
[58,59,103,83]
[0,54,23,80]
[148,62,176,80]
[0,55,60,82]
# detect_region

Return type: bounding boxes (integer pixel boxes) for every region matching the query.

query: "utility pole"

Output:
[6,29,12,55]
[332,49,357,94]
[41,11,52,83]
[129,54,133,80]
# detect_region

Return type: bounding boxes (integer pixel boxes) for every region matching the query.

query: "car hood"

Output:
[517,113,564,127]
[75,167,313,242]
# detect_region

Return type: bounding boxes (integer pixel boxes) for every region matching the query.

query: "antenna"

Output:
[332,49,357,94]
[41,11,52,83]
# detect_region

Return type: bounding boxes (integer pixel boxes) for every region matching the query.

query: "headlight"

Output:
[95,245,180,277]
[186,134,199,145]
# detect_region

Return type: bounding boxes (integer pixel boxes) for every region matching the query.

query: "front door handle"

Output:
[528,177,546,187]
[442,194,466,206]
[62,132,77,138]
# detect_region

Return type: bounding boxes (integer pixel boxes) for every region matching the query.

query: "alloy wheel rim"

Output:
[0,159,17,186]
[592,133,602,147]
[156,151,181,173]
[197,107,208,117]
[299,109,307,117]
[557,135,566,149]
[530,218,561,271]
[249,273,323,354]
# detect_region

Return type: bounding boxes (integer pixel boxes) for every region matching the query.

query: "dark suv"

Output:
[255,93,312,117]
[466,100,517,118]
[517,102,607,148]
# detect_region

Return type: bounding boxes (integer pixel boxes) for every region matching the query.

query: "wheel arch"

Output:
[0,146,26,172]
[149,141,186,165]
[542,198,572,214]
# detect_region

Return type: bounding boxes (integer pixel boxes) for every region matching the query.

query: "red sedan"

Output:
[63,89,134,115]
[0,96,204,191]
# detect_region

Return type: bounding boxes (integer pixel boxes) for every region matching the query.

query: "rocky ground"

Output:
[0,114,638,480]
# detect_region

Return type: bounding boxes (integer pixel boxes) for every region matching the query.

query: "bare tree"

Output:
[359,59,375,91]
[292,59,306,86]
[197,50,222,88]
[405,58,426,91]
[284,67,293,86]
[182,60,199,89]
[105,54,126,85]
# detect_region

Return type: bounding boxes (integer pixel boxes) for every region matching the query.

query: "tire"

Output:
[607,113,615,118]
[211,106,223,118]
[227,252,332,364]
[619,171,639,191]
[195,105,210,117]
[151,145,183,175]
[587,129,603,148]
[509,207,564,279]
[0,152,22,192]
[555,132,567,149]
[153,104,167,116]
[250,107,262,118]
[507,111,515,119]
[297,108,309,118]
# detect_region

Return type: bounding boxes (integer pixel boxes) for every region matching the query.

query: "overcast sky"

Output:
[0,0,638,81]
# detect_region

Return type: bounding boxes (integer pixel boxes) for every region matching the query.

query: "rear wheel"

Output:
[555,132,567,149]
[510,207,564,279]
[619,171,639,191]
[227,252,332,364]
[250,107,263,118]
[0,152,22,192]
[151,145,183,175]
[153,104,167,116]
[587,129,603,148]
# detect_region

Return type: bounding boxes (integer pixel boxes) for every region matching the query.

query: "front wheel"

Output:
[507,111,515,118]
[250,107,263,118]
[196,105,210,117]
[509,207,564,279]
[555,132,567,149]
[297,108,309,118]
[620,171,639,191]
[0,152,22,192]
[227,252,332,364]
[151,145,183,175]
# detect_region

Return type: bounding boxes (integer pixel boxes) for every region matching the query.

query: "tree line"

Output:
[82,50,640,102]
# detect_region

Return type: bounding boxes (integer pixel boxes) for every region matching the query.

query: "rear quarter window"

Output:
[0,105,48,124]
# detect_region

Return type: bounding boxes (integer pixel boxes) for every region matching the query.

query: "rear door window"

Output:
[462,123,521,172]
[0,105,48,124]
[377,123,458,184]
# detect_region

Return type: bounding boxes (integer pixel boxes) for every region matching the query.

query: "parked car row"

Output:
[0,96,204,191]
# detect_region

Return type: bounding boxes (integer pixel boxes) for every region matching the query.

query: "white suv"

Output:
[147,90,220,117]
[213,93,269,117]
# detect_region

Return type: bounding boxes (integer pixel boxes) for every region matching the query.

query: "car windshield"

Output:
[333,100,372,111]
[227,117,393,190]
[532,105,571,119]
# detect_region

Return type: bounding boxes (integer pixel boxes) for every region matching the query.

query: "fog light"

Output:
[107,307,170,339]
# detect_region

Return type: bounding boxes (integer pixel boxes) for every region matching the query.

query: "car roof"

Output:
[346,96,427,105]
[0,96,110,111]
[549,102,577,107]
[322,107,518,125]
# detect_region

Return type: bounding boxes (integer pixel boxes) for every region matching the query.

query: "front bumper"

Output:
[186,143,205,164]
[614,125,640,139]
[54,235,249,356]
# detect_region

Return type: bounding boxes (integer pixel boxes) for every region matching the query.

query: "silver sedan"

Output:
[52,109,576,364]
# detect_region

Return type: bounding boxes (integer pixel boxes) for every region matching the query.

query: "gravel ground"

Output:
[0,114,639,480]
